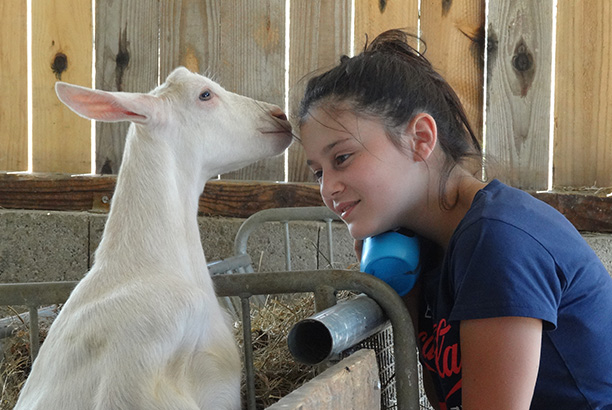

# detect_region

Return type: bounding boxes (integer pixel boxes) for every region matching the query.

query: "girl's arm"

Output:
[460,316,542,410]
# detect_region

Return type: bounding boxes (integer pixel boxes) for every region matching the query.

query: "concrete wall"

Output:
[0,209,357,283]
[0,209,611,284]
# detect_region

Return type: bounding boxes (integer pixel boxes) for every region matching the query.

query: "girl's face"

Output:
[301,107,432,240]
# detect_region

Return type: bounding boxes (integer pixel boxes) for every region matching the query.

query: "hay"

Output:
[0,308,52,410]
[1,331,30,408]
[235,293,319,409]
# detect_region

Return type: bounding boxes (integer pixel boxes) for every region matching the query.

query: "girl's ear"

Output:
[406,113,437,162]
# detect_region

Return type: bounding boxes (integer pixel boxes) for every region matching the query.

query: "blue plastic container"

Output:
[360,230,421,297]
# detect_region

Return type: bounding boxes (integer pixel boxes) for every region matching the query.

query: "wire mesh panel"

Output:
[343,325,434,410]
[343,324,397,409]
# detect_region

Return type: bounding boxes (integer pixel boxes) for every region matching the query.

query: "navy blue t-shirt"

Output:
[418,179,612,409]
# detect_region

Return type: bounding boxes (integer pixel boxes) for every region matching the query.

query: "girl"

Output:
[298,29,612,410]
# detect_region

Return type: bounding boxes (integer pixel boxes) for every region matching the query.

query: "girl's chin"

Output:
[347,224,378,241]
[349,220,400,240]
[347,226,363,240]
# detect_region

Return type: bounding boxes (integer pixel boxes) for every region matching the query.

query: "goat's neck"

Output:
[95,127,209,282]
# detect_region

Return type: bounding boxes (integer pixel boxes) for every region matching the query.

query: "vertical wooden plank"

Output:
[95,0,159,174]
[287,0,352,183]
[554,0,612,188]
[484,0,553,190]
[217,0,287,181]
[420,0,485,147]
[159,0,221,79]
[0,0,28,172]
[31,0,92,173]
[354,0,419,53]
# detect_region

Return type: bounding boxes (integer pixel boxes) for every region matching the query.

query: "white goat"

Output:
[14,67,293,410]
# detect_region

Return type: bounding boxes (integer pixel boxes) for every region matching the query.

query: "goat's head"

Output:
[55,67,293,177]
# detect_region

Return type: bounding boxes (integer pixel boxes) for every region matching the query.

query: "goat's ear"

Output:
[55,82,155,124]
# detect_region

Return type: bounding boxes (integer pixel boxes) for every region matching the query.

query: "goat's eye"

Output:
[199,90,212,101]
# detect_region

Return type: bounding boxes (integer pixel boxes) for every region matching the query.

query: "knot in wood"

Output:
[379,0,387,13]
[485,27,499,83]
[51,53,68,80]
[273,188,295,206]
[116,49,130,70]
[115,27,131,91]
[512,41,533,73]
[442,0,453,16]
[510,38,535,97]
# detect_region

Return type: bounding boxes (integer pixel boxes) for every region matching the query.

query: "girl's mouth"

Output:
[336,200,360,219]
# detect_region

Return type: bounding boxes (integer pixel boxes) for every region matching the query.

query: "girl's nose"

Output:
[320,170,343,199]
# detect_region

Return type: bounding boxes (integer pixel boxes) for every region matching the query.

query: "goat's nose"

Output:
[270,107,288,121]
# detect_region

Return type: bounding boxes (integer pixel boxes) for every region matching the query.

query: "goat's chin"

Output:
[209,161,257,176]
[270,133,293,153]
[221,142,291,174]
[267,140,293,158]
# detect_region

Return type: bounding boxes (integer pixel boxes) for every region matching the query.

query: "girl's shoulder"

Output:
[450,179,608,287]
[458,179,577,243]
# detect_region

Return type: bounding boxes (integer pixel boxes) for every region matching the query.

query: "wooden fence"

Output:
[0,0,611,191]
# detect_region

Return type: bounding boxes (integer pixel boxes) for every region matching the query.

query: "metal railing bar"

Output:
[208,254,253,275]
[28,305,40,359]
[234,207,340,256]
[313,284,337,312]
[240,295,256,410]
[325,218,334,267]
[0,281,77,306]
[283,221,291,271]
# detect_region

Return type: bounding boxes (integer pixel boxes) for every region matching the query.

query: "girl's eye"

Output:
[199,90,212,101]
[313,170,323,183]
[335,153,351,165]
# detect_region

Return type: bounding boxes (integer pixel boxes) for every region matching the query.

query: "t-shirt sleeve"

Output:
[448,219,564,329]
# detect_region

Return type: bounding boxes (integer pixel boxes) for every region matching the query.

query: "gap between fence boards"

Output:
[0,173,610,233]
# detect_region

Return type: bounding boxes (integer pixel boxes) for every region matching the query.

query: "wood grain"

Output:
[0,174,324,219]
[94,0,159,174]
[0,0,28,172]
[199,180,323,217]
[287,0,352,183]
[353,0,419,53]
[217,0,287,181]
[159,0,221,78]
[532,191,612,234]
[485,0,554,190]
[554,0,612,187]
[31,0,92,173]
[420,0,485,145]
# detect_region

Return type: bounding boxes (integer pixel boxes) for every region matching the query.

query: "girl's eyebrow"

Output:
[322,138,351,154]
[306,138,351,167]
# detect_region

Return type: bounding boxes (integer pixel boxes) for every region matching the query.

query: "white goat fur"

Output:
[14,67,292,410]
